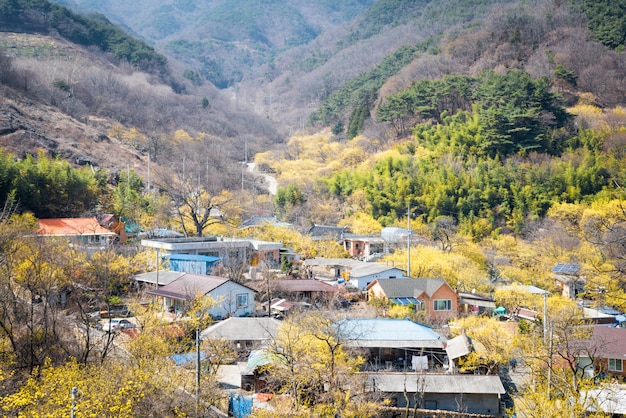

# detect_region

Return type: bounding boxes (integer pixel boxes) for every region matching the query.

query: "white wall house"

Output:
[148,273,256,319]
[303,258,405,290]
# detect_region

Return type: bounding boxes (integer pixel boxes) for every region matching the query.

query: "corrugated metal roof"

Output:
[241,216,291,228]
[380,227,410,241]
[459,297,496,308]
[497,285,549,294]
[445,333,472,360]
[366,373,505,394]
[343,318,444,348]
[134,270,185,286]
[581,387,626,415]
[351,263,404,278]
[200,317,281,341]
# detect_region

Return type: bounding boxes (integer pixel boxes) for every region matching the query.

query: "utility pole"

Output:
[543,292,548,343]
[70,387,77,418]
[196,328,201,417]
[547,322,553,400]
[147,153,151,193]
[241,162,245,191]
[543,292,552,400]
[156,248,160,291]
[407,202,412,278]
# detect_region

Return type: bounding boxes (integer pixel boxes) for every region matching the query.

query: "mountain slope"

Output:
[50,0,377,89]
[0,26,281,191]
[3,0,626,199]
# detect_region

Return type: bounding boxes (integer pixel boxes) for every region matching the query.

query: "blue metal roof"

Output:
[343,318,442,342]
[162,254,221,262]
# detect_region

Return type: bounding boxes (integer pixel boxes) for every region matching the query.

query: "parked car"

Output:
[102,318,135,333]
[100,305,133,318]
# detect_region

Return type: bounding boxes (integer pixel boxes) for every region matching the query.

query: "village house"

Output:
[306,224,349,241]
[302,258,405,290]
[552,263,585,299]
[367,278,459,323]
[134,270,187,290]
[342,234,387,260]
[36,217,118,246]
[248,278,338,305]
[147,273,256,319]
[141,236,283,275]
[574,325,626,380]
[458,290,496,316]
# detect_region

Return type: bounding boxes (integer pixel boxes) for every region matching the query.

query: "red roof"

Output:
[37,217,116,236]
[590,326,626,359]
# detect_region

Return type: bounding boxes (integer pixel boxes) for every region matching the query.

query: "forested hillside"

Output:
[2,0,626,230]
[0,0,289,223]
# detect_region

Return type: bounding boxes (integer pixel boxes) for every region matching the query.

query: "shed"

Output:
[365,373,505,415]
[342,318,447,371]
[162,253,220,275]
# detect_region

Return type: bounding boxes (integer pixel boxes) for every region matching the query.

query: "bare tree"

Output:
[431,216,458,252]
[156,169,233,237]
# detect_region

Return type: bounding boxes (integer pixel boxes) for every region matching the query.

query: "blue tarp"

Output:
[169,351,207,366]
[229,393,252,418]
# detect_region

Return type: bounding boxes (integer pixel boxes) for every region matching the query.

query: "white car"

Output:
[102,318,135,333]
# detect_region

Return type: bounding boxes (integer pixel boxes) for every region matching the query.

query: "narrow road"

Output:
[246,162,277,195]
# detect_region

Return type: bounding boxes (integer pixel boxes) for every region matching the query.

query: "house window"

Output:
[433,299,452,311]
[236,294,248,309]
[609,358,623,372]
[416,300,425,311]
